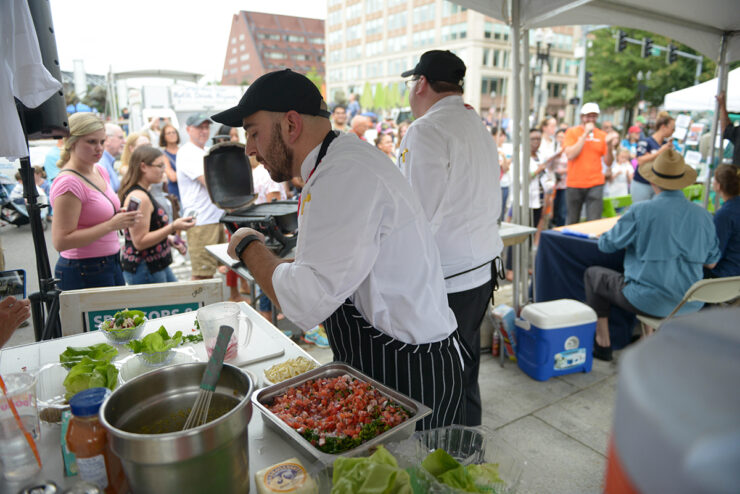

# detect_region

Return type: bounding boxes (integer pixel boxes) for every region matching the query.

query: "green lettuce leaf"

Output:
[59,343,118,369]
[63,356,118,400]
[467,463,502,491]
[331,446,412,494]
[421,448,461,478]
[438,466,479,492]
[126,326,182,354]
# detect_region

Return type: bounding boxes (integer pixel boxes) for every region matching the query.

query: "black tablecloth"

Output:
[535,230,635,349]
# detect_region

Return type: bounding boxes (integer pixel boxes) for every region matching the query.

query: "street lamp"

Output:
[533,28,554,123]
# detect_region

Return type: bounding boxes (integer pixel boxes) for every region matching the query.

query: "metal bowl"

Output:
[100,363,254,494]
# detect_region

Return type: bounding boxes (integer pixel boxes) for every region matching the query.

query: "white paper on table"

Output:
[685,123,705,146]
[672,127,688,140]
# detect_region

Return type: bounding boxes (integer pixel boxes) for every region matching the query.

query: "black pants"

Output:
[583,266,655,319]
[566,185,603,225]
[323,300,465,430]
[447,279,494,426]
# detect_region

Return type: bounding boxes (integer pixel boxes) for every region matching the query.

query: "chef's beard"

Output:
[261,123,294,183]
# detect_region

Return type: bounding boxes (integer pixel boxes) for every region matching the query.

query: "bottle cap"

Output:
[69,387,111,417]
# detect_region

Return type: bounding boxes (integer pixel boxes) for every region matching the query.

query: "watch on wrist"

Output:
[235,234,262,259]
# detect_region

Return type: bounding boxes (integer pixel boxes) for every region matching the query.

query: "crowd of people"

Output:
[2,54,738,433]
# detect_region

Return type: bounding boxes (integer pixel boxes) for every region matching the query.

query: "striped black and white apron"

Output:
[309,130,465,430]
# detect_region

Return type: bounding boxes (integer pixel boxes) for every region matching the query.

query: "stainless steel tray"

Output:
[251,362,432,464]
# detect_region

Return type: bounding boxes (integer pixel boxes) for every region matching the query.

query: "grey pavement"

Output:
[2,225,618,493]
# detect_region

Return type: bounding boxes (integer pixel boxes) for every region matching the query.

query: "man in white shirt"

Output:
[398,50,503,426]
[215,69,464,429]
[176,113,225,279]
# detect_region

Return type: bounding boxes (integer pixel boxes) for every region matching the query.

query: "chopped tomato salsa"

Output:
[267,374,410,454]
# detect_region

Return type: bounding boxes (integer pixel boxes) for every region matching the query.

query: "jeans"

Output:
[500,186,510,221]
[552,189,567,227]
[55,253,124,291]
[630,180,655,204]
[566,185,604,225]
[123,262,177,285]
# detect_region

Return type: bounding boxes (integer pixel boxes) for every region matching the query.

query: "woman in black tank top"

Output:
[117,146,196,284]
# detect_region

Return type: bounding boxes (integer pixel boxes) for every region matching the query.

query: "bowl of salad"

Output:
[99,310,146,345]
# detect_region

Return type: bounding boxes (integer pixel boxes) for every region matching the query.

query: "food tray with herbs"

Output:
[252,362,431,464]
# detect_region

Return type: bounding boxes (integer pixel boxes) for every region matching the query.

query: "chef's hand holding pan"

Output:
[227,227,266,260]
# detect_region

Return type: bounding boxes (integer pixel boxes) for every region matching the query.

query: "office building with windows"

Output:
[325,0,580,119]
[221,11,325,86]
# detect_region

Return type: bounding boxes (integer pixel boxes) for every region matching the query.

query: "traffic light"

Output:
[584,71,593,92]
[667,43,678,63]
[617,30,627,52]
[642,37,653,58]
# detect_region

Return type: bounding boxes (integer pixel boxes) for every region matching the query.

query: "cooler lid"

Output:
[520,299,596,329]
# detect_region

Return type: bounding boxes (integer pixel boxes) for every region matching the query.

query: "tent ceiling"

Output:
[457,0,740,62]
[664,68,740,112]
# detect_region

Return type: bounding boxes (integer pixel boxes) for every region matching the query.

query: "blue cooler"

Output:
[515,299,597,381]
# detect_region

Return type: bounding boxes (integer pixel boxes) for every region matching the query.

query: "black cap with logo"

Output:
[401,50,466,86]
[211,69,330,128]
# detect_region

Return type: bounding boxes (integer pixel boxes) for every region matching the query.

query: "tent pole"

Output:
[703,33,728,209]
[520,28,531,307]
[510,0,522,312]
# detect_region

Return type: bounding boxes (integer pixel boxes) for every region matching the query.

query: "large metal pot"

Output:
[100,363,253,493]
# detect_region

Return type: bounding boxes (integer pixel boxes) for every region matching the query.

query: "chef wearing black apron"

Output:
[215,69,466,430]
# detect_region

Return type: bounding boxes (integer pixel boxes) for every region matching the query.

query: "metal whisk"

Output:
[183,325,234,430]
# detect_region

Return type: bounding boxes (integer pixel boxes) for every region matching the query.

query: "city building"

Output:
[221,11,326,86]
[325,0,581,121]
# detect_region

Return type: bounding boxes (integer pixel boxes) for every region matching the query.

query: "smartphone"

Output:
[186,209,198,220]
[127,196,141,212]
[0,269,26,302]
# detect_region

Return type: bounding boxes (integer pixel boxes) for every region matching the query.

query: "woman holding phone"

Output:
[118,146,195,284]
[51,113,141,290]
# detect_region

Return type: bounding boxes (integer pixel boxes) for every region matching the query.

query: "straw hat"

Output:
[638,149,697,190]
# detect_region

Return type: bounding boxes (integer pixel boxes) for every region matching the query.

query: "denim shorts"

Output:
[55,253,125,291]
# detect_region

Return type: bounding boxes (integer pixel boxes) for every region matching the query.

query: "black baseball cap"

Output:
[211,69,330,127]
[401,50,466,85]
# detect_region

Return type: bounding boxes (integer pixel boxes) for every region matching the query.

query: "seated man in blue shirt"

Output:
[584,149,720,361]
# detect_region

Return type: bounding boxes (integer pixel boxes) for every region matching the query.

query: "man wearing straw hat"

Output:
[583,149,720,361]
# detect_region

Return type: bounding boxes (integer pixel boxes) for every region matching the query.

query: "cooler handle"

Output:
[515,318,531,330]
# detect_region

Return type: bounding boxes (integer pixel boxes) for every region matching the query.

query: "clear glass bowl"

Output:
[139,349,175,366]
[387,425,526,493]
[99,318,145,345]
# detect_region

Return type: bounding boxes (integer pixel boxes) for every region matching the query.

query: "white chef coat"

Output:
[1,0,62,160]
[398,95,503,294]
[176,142,223,225]
[272,133,457,345]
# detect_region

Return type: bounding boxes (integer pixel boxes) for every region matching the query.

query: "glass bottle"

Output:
[65,388,127,494]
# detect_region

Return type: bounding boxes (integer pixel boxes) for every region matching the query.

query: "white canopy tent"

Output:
[664,68,740,112]
[454,0,740,307]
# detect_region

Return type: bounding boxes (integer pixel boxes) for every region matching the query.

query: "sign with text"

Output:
[85,303,199,331]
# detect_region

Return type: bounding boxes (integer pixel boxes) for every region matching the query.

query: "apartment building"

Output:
[325,0,580,119]
[221,11,325,86]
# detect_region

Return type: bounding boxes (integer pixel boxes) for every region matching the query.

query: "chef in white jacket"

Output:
[398,50,503,426]
[216,69,466,430]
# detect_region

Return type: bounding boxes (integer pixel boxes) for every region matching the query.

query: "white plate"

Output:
[119,347,200,384]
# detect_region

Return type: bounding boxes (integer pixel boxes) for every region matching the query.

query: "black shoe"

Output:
[593,340,613,361]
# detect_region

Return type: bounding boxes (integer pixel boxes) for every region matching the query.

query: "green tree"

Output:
[585,27,715,113]
[385,82,399,110]
[82,85,106,113]
[372,83,386,111]
[305,67,325,97]
[360,81,374,112]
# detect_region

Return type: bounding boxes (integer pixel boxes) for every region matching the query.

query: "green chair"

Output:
[602,195,633,218]
[682,184,703,202]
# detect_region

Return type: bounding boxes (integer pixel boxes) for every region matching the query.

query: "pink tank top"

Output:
[50,165,121,259]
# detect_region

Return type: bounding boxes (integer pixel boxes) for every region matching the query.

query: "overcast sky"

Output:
[49,0,327,83]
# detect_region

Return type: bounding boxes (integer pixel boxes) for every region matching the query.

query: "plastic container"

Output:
[36,363,70,423]
[515,299,596,381]
[98,318,144,345]
[605,308,740,494]
[387,425,525,494]
[66,388,128,494]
